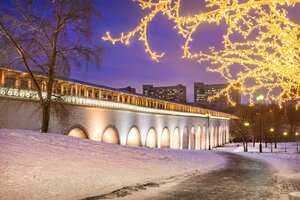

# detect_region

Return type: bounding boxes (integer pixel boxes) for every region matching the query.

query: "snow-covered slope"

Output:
[0,129,226,200]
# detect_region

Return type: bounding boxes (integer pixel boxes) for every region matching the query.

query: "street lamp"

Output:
[296,132,299,151]
[206,113,211,150]
[283,132,288,153]
[270,128,274,152]
[256,94,264,153]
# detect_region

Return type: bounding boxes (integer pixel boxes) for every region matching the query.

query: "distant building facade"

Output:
[118,86,136,94]
[194,82,241,111]
[143,84,186,103]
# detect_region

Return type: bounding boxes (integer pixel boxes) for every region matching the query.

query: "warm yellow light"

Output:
[283,132,288,136]
[256,95,264,102]
[244,122,250,127]
[296,132,299,136]
[270,128,274,132]
[103,0,300,109]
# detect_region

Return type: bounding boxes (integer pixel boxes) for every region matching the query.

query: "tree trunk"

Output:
[41,101,51,133]
[265,132,267,148]
[274,132,277,148]
[242,136,247,152]
[253,135,255,147]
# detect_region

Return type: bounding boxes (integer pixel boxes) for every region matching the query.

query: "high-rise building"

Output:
[118,86,136,94]
[143,84,186,103]
[194,82,240,111]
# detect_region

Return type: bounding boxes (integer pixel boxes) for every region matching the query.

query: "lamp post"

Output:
[270,128,274,153]
[244,122,250,152]
[256,94,264,153]
[296,132,299,151]
[283,132,288,153]
[206,113,211,150]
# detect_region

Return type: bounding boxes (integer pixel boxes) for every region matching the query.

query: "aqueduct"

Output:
[0,68,237,150]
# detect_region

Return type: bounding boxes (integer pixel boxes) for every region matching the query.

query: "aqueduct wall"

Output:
[0,97,230,150]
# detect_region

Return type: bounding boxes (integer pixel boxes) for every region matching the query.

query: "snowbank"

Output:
[0,129,226,200]
[216,143,300,179]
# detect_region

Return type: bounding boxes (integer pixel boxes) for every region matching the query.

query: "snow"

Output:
[1,129,299,200]
[215,143,300,179]
[0,129,226,200]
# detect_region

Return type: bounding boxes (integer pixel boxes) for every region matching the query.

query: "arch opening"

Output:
[172,127,180,149]
[102,127,119,144]
[127,127,142,147]
[161,128,170,148]
[202,126,207,150]
[183,126,189,149]
[68,127,88,139]
[146,128,157,148]
[211,126,215,148]
[196,126,201,150]
[190,126,196,150]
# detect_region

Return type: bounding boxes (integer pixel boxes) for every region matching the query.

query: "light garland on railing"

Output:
[103,0,300,108]
[0,87,230,120]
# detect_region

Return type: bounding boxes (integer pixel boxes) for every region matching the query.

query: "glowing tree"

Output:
[103,0,300,108]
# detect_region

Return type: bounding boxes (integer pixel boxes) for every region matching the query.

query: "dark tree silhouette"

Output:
[0,0,103,132]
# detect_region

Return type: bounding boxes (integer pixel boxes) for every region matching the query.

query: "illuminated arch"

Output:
[211,126,215,148]
[102,126,119,144]
[161,128,170,148]
[183,126,189,149]
[206,126,212,149]
[202,126,207,150]
[219,126,223,145]
[215,126,219,147]
[196,126,201,150]
[190,126,196,150]
[127,127,142,147]
[146,128,157,148]
[172,127,180,149]
[67,125,88,139]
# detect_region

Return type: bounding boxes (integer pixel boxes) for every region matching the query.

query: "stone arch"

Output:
[211,126,215,148]
[102,126,120,144]
[161,128,170,148]
[172,127,180,149]
[182,126,189,149]
[219,126,223,145]
[215,126,219,147]
[146,128,157,148]
[202,126,207,150]
[206,126,212,150]
[196,126,201,150]
[127,127,142,147]
[67,125,88,139]
[190,126,196,149]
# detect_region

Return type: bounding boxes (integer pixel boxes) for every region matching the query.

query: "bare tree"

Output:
[263,104,284,148]
[286,104,300,134]
[0,0,103,132]
[230,119,251,152]
[231,104,285,150]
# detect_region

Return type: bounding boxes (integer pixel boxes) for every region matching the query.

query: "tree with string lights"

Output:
[103,0,300,108]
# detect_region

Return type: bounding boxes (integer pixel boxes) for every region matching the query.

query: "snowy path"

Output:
[143,152,300,200]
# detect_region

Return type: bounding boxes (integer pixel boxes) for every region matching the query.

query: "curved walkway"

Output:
[150,152,300,200]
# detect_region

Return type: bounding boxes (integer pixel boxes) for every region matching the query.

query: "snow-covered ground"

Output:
[0,129,226,200]
[215,142,300,179]
[1,129,299,200]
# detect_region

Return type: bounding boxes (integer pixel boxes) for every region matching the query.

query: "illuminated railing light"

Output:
[0,86,231,120]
